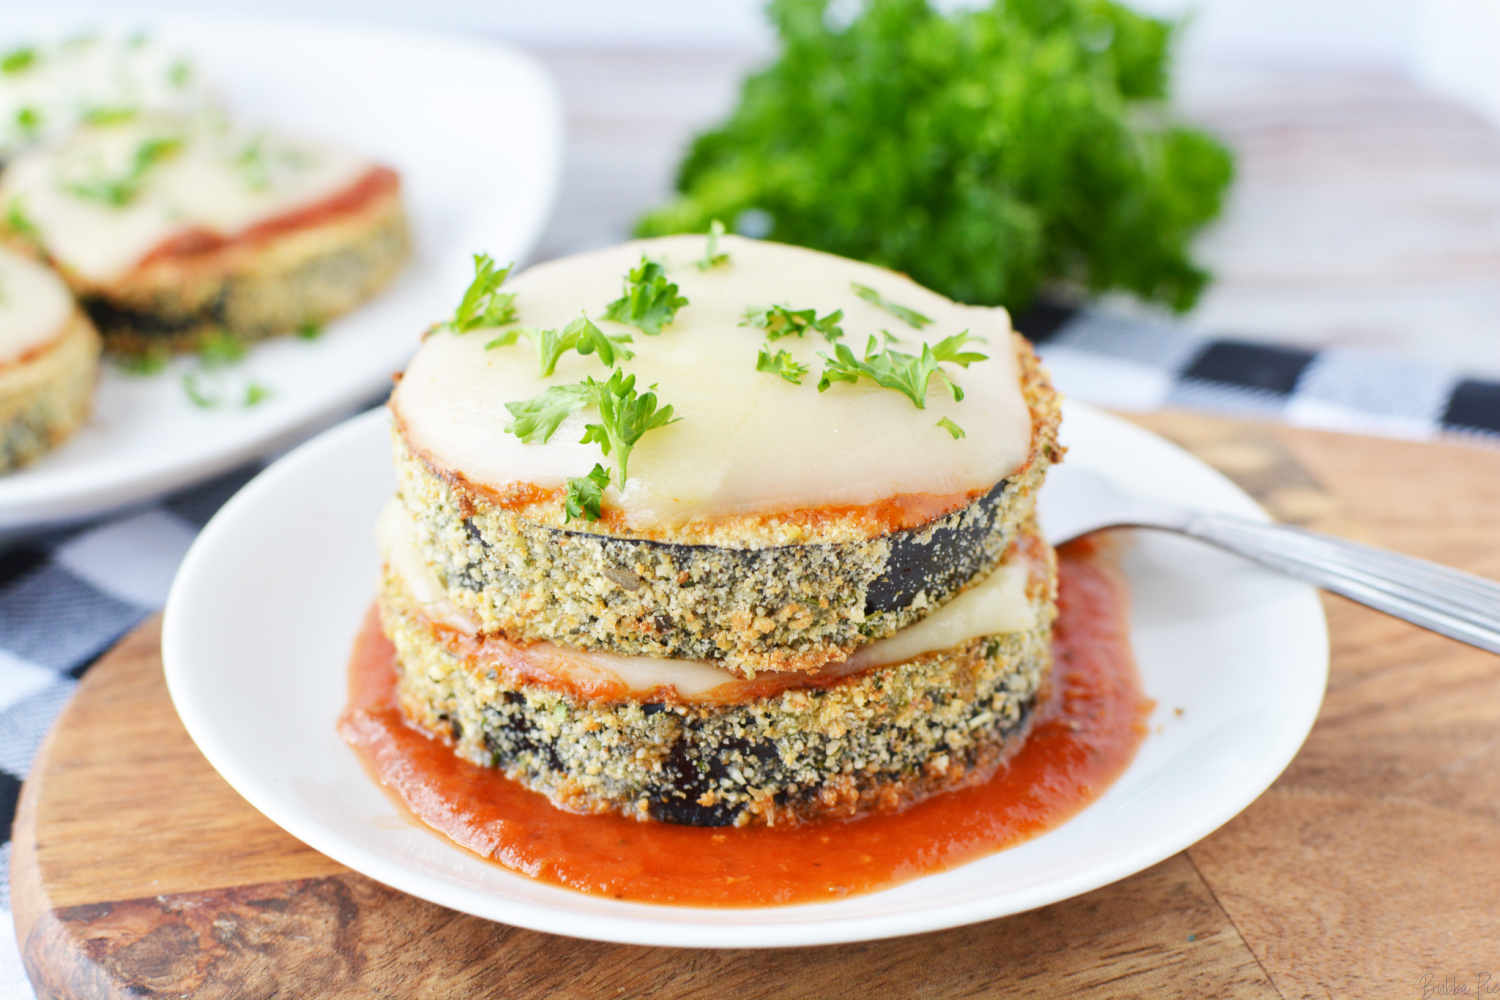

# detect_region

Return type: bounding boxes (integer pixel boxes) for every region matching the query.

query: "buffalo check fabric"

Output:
[1028,307,1500,442]
[0,312,1499,996]
[0,464,263,999]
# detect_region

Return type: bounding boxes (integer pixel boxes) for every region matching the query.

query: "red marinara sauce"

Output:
[339,541,1150,907]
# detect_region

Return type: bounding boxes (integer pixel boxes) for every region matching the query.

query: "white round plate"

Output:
[0,13,561,531]
[163,401,1328,948]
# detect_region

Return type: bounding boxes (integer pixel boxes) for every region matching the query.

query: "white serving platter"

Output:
[0,13,562,531]
[162,400,1329,948]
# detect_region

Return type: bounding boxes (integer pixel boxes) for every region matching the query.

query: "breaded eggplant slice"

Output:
[0,246,101,471]
[381,526,1058,828]
[396,335,1062,677]
[77,169,409,355]
[0,310,100,472]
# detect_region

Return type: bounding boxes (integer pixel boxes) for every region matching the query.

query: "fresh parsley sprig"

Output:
[565,464,612,523]
[15,106,41,136]
[851,283,932,329]
[486,313,633,377]
[635,0,1234,314]
[504,368,680,487]
[817,331,988,416]
[62,135,184,207]
[937,417,966,439]
[580,369,680,484]
[236,136,272,190]
[696,219,729,271]
[440,253,518,334]
[79,106,138,126]
[741,304,844,343]
[602,257,687,335]
[503,383,593,445]
[1,47,36,75]
[4,197,42,247]
[756,345,808,385]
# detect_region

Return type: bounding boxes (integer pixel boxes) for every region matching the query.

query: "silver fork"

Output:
[1039,464,1500,656]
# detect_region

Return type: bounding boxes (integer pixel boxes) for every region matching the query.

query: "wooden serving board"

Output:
[14,412,1500,999]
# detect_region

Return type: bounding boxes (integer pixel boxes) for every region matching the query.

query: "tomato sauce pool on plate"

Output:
[340,542,1150,907]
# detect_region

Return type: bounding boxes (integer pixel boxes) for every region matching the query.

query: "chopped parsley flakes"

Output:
[4,198,41,246]
[937,417,966,439]
[442,253,518,333]
[851,283,932,329]
[61,135,183,207]
[740,304,843,343]
[817,331,988,433]
[696,219,730,271]
[505,368,680,487]
[1,47,36,75]
[564,464,611,523]
[486,313,633,377]
[602,258,687,335]
[755,345,808,385]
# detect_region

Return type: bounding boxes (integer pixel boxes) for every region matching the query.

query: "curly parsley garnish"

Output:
[565,463,611,523]
[756,345,808,385]
[851,283,932,329]
[740,304,843,343]
[182,372,217,408]
[1,47,36,75]
[696,219,729,271]
[236,136,272,190]
[196,329,247,367]
[79,106,138,126]
[635,0,1233,314]
[15,107,41,136]
[505,368,680,486]
[580,370,680,484]
[115,348,168,375]
[936,417,966,439]
[486,313,633,377]
[440,253,518,334]
[503,383,593,445]
[602,258,687,335]
[4,197,41,246]
[62,135,183,207]
[817,331,988,432]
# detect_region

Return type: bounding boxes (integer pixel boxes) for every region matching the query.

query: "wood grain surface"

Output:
[13,412,1500,999]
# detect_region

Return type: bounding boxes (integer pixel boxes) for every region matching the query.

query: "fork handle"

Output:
[1175,513,1500,656]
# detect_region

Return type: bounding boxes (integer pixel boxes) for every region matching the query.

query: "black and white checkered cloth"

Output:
[0,307,1498,996]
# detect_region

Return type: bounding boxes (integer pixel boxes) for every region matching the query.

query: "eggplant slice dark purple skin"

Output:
[395,331,1061,675]
[421,470,1032,674]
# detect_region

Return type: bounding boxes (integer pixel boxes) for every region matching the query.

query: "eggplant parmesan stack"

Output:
[381,234,1063,826]
[0,114,409,354]
[0,244,100,470]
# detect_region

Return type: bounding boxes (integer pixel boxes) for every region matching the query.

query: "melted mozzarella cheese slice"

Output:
[395,235,1033,528]
[0,115,373,283]
[0,33,214,159]
[0,247,74,364]
[378,500,1035,700]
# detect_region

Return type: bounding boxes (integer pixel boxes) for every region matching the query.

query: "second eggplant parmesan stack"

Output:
[383,233,1063,825]
[0,113,409,354]
[0,244,100,471]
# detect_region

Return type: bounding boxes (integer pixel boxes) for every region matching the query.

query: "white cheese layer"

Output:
[0,33,214,159]
[394,235,1033,528]
[0,247,74,364]
[378,499,1035,698]
[0,114,373,283]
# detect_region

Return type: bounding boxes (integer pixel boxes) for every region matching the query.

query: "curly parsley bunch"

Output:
[636,0,1233,313]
